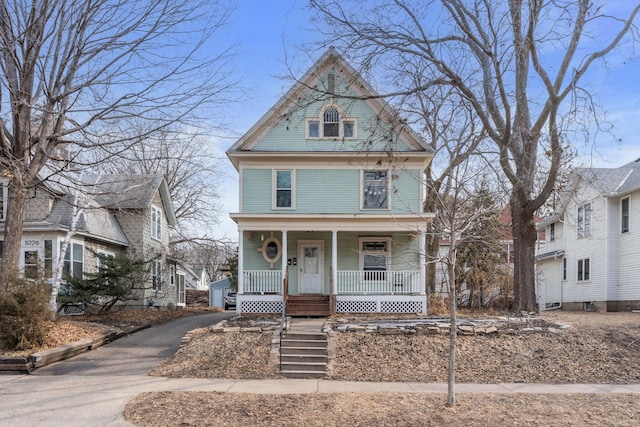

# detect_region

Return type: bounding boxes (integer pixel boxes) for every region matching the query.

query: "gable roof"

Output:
[45,195,130,246]
[227,47,432,165]
[575,158,640,197]
[82,174,177,226]
[540,158,640,226]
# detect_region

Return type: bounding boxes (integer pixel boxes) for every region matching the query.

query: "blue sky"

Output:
[211,1,640,239]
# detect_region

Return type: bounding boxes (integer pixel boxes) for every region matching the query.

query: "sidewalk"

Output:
[2,374,639,427]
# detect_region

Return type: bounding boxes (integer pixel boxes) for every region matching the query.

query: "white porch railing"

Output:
[243,270,283,294]
[337,270,421,294]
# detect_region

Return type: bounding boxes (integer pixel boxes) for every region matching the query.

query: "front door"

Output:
[300,243,323,294]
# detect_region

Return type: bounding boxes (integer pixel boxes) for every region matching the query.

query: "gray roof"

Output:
[46,195,130,246]
[40,173,177,246]
[576,158,640,197]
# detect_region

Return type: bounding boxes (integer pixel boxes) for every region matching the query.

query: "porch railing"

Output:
[243,270,283,294]
[336,270,421,294]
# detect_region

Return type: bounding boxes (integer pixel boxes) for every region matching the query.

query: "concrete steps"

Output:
[280,332,327,379]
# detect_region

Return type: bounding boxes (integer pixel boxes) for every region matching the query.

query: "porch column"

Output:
[332,230,338,293]
[419,229,426,295]
[238,228,244,294]
[281,229,288,294]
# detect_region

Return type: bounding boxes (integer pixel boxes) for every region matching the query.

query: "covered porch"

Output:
[232,214,430,315]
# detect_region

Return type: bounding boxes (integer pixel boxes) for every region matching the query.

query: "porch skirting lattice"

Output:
[337,295,425,313]
[236,294,426,314]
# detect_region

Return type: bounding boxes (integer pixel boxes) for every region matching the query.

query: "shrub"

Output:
[0,276,52,351]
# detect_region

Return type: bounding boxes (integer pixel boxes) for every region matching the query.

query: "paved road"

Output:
[1,311,233,426]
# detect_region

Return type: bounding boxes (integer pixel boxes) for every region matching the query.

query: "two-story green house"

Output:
[227,48,434,315]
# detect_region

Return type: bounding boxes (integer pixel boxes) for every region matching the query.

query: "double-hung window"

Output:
[621,197,630,233]
[152,260,162,292]
[151,206,162,241]
[577,203,592,238]
[360,238,390,281]
[274,170,294,209]
[62,242,84,279]
[577,258,590,282]
[362,170,389,209]
[549,223,555,241]
[562,257,567,281]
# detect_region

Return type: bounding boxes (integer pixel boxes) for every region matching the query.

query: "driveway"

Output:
[0,311,233,426]
[32,311,234,377]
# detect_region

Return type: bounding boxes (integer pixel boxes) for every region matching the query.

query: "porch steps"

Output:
[280,331,328,379]
[286,295,330,317]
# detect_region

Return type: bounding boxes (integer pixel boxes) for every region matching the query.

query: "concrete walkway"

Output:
[2,374,640,427]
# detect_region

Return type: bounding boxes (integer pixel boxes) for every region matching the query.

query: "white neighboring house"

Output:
[536,158,640,312]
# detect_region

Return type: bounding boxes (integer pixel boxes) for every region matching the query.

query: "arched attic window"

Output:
[323,107,340,137]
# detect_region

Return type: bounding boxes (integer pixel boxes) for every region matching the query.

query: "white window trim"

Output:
[358,237,392,272]
[577,202,592,238]
[562,257,567,282]
[577,258,590,282]
[305,104,357,140]
[152,259,163,292]
[151,205,162,241]
[621,197,630,234]
[360,169,391,210]
[272,169,296,210]
[170,265,176,286]
[176,272,186,306]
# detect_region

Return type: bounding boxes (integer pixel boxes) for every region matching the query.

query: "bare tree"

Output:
[310,0,640,311]
[0,0,237,282]
[434,161,503,405]
[94,124,224,240]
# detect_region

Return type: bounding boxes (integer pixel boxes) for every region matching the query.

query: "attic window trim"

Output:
[306,105,357,140]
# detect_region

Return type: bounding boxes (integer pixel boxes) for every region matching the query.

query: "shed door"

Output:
[300,243,323,294]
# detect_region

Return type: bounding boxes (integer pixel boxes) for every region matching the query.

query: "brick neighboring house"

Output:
[0,173,180,309]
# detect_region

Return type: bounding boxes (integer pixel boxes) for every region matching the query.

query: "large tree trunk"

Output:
[511,199,538,313]
[0,184,27,284]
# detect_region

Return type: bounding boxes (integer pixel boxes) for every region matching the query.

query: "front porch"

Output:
[237,267,426,315]
[233,215,429,315]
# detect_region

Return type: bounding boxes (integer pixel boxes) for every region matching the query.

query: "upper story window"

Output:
[621,197,630,233]
[151,206,162,241]
[577,202,592,238]
[362,170,389,209]
[274,170,294,209]
[307,105,356,139]
[549,223,555,241]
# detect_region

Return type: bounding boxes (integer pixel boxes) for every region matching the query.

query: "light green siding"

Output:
[251,72,418,153]
[242,168,423,214]
[241,231,420,296]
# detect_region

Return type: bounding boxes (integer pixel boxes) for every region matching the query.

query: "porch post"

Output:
[332,230,338,292]
[281,229,288,294]
[238,228,244,294]
[418,230,428,314]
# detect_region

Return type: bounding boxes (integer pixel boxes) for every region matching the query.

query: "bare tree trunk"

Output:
[0,184,27,284]
[447,259,457,406]
[511,199,538,312]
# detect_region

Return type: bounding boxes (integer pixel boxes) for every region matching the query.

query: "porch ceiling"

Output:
[230,213,431,232]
